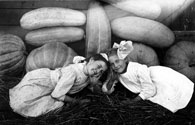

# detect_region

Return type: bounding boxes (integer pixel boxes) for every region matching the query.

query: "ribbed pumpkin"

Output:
[164,41,195,82]
[25,42,77,72]
[126,43,159,66]
[0,34,26,76]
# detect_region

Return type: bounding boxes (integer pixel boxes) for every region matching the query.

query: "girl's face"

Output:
[86,59,108,78]
[108,54,126,74]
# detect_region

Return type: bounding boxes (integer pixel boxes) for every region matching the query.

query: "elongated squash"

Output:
[25,27,84,46]
[111,16,175,48]
[86,1,111,57]
[104,4,135,21]
[20,7,86,30]
[102,0,194,25]
[0,34,26,76]
[26,42,77,72]
[100,0,161,20]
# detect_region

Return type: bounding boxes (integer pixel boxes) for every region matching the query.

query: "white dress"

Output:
[9,63,89,117]
[119,62,194,113]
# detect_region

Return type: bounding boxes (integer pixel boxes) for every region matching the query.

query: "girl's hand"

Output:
[121,99,137,105]
[79,99,91,104]
[121,99,133,105]
[121,96,142,106]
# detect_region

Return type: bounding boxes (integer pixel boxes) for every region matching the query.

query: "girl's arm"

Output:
[51,67,90,104]
[121,63,156,105]
[102,68,118,94]
[137,64,157,100]
[51,67,76,102]
[64,95,77,103]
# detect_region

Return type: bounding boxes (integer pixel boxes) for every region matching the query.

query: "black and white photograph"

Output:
[0,0,195,124]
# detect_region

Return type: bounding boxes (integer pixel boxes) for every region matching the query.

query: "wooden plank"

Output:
[0,26,28,39]
[174,31,195,42]
[169,2,195,31]
[0,9,28,25]
[0,0,91,9]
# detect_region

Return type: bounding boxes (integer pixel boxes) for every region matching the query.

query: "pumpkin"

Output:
[25,27,84,46]
[0,34,26,76]
[126,43,159,66]
[25,42,77,72]
[111,16,175,48]
[85,0,111,57]
[164,41,195,82]
[20,7,86,30]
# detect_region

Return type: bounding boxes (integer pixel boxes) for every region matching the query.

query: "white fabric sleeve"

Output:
[137,64,157,100]
[73,56,85,64]
[51,67,76,101]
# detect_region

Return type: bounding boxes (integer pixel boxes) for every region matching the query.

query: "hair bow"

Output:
[113,40,134,59]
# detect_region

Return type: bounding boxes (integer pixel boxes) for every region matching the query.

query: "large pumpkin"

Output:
[126,43,159,66]
[164,41,195,82]
[0,34,26,76]
[26,42,77,72]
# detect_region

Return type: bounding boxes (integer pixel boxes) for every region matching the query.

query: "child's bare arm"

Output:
[131,96,143,102]
[64,95,77,103]
[121,95,143,105]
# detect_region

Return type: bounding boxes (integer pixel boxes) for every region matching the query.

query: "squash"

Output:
[85,1,111,57]
[25,42,77,72]
[0,34,26,76]
[25,27,84,46]
[100,0,161,20]
[164,41,195,82]
[101,0,194,25]
[20,7,86,30]
[104,4,135,21]
[111,16,175,48]
[126,43,159,66]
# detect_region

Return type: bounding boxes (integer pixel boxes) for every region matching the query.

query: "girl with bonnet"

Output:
[103,40,194,113]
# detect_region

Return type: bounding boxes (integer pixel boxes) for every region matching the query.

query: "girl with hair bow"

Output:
[104,40,194,114]
[9,54,109,117]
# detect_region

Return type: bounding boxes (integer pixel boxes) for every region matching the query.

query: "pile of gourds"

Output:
[0,0,195,82]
